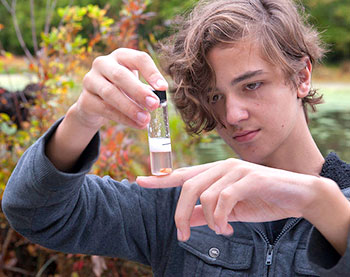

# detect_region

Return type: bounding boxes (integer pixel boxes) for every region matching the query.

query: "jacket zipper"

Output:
[252,218,301,276]
[265,244,274,265]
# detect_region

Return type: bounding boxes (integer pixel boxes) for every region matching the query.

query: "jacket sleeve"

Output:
[2,119,180,267]
[307,225,350,276]
[306,193,350,276]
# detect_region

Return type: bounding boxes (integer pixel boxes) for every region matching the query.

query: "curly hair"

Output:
[160,0,327,134]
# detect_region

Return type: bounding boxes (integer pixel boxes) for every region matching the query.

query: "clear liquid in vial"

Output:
[150,151,172,175]
[149,137,172,175]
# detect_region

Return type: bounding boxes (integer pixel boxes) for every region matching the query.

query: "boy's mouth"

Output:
[233,129,260,142]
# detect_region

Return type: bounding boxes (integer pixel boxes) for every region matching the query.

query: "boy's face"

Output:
[207,41,306,166]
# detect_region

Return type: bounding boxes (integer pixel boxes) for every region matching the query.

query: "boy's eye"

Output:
[210,94,223,104]
[245,82,262,91]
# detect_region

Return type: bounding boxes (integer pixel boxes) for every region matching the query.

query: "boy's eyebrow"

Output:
[231,70,264,85]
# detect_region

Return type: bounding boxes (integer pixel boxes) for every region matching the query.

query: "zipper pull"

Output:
[265,244,274,265]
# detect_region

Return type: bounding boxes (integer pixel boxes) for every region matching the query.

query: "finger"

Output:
[93,55,160,112]
[84,73,150,127]
[189,205,207,227]
[190,205,235,236]
[200,173,242,232]
[136,160,223,188]
[81,89,147,129]
[174,163,234,241]
[213,179,248,236]
[112,48,168,91]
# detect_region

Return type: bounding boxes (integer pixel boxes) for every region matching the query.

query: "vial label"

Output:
[148,137,171,152]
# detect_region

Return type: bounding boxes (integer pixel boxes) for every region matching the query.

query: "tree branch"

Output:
[0,0,11,13]
[29,0,39,54]
[1,228,13,259]
[44,0,57,35]
[0,228,14,277]
[7,0,35,63]
[35,255,58,277]
[3,265,35,276]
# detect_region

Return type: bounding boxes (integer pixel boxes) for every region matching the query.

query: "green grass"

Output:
[313,83,350,113]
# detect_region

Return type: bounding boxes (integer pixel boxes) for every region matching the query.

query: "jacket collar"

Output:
[320,152,350,189]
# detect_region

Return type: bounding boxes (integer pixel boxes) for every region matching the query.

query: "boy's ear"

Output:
[297,56,312,99]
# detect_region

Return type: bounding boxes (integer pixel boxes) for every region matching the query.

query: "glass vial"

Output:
[147,90,173,175]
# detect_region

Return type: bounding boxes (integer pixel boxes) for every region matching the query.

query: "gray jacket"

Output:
[3,119,350,276]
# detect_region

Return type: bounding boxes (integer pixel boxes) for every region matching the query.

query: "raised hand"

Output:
[136,158,339,242]
[45,48,168,172]
[75,48,168,131]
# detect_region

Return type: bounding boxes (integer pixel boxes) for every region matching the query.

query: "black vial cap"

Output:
[153,90,167,103]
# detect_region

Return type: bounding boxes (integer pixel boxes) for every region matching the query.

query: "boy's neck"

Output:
[262,118,325,176]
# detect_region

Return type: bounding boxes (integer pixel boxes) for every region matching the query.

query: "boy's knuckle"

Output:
[82,72,92,88]
[110,66,126,81]
[92,55,105,68]
[99,85,113,100]
[136,51,151,63]
[220,190,232,202]
[200,191,213,204]
[182,180,198,196]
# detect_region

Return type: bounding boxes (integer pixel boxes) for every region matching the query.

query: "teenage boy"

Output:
[3,0,350,276]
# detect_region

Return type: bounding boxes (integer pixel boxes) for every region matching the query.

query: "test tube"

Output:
[147,90,173,175]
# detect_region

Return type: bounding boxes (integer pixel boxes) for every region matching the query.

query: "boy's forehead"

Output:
[207,41,287,88]
[207,41,270,70]
[208,39,262,60]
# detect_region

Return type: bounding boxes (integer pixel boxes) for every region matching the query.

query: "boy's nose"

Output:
[225,96,249,125]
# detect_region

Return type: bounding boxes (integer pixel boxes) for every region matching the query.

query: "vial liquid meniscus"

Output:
[148,90,173,175]
[149,137,172,175]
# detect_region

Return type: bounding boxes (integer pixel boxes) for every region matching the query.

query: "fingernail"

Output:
[224,231,234,238]
[177,229,184,241]
[146,96,158,109]
[136,176,145,182]
[223,225,234,237]
[137,111,148,123]
[156,79,167,89]
[214,225,221,234]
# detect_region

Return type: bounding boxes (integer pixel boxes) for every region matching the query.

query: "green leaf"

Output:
[57,7,67,18]
[1,122,17,135]
[0,113,10,121]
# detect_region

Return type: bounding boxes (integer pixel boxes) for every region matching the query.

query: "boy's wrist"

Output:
[302,177,350,255]
[66,103,103,134]
[301,177,339,222]
[45,105,101,172]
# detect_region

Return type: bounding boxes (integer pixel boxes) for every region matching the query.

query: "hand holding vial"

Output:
[45,48,169,172]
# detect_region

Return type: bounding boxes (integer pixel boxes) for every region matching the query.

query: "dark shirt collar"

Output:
[320,152,350,190]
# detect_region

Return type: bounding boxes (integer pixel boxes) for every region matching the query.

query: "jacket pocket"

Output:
[294,249,320,276]
[179,228,254,276]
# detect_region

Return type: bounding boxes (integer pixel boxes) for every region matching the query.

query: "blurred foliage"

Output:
[0,0,349,62]
[0,0,121,55]
[303,0,350,62]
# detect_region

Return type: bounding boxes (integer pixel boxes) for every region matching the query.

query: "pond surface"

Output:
[310,110,350,163]
[196,83,350,164]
